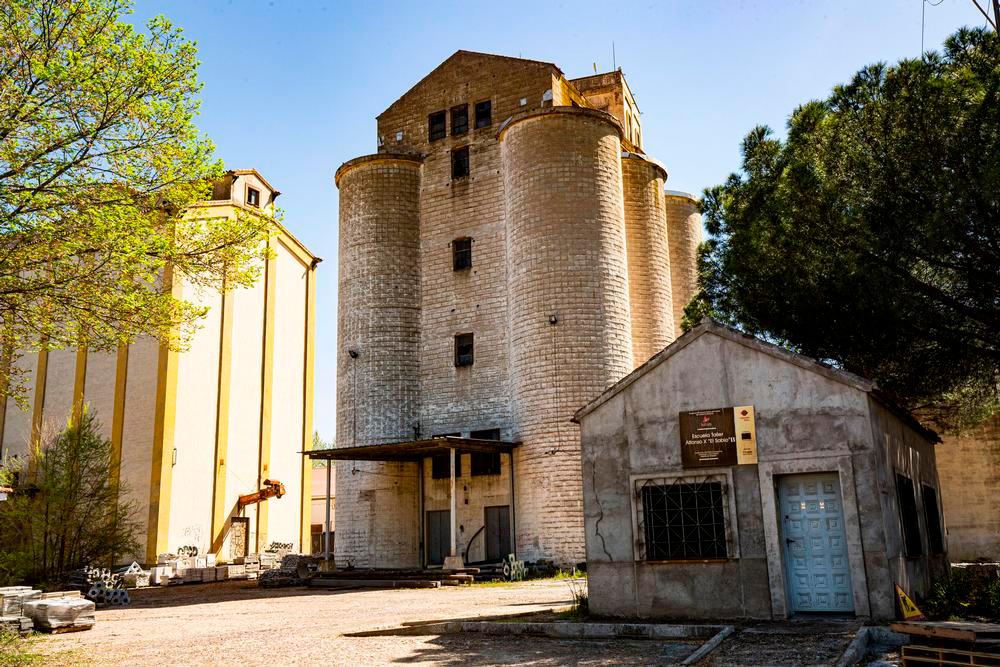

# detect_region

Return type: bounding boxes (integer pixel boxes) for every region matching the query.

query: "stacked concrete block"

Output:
[23,597,96,632]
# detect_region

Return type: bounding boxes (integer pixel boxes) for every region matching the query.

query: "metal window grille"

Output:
[428,110,446,141]
[636,478,728,560]
[451,104,468,135]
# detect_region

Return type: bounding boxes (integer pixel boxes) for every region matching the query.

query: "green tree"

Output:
[0,410,140,587]
[687,27,1000,431]
[0,0,271,406]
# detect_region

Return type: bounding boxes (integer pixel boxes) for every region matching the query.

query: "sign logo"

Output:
[679,405,757,468]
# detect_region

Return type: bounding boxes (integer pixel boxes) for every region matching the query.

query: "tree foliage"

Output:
[0,0,271,406]
[686,27,1000,431]
[0,410,141,587]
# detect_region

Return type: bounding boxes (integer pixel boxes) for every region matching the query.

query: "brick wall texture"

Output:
[936,415,1000,561]
[335,51,701,567]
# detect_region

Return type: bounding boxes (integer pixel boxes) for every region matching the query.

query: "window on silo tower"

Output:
[428,110,446,141]
[452,237,472,270]
[454,333,474,367]
[451,146,469,179]
[451,104,468,135]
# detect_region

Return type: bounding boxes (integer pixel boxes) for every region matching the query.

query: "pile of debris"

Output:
[69,562,152,605]
[259,554,313,588]
[1,587,94,634]
[149,543,293,586]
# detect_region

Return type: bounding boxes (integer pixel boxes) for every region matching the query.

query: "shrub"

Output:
[0,410,141,587]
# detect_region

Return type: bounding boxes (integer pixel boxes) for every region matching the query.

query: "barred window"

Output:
[454,333,474,367]
[637,478,728,560]
[428,110,446,141]
[451,104,468,135]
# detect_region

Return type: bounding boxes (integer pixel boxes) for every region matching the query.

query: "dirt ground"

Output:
[31,579,696,666]
[24,580,875,666]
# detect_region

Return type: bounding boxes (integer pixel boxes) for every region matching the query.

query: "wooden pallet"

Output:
[902,643,1000,666]
[893,622,1000,644]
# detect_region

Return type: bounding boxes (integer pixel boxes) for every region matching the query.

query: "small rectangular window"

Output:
[451,104,468,135]
[451,146,469,179]
[471,452,501,476]
[431,452,462,479]
[922,484,945,555]
[246,186,260,208]
[640,480,727,560]
[428,110,446,141]
[896,474,923,558]
[454,333,474,367]
[452,237,472,270]
[474,100,492,128]
[470,429,500,441]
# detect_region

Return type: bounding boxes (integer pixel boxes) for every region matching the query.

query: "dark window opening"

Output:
[470,429,500,441]
[451,104,468,135]
[471,452,501,476]
[454,333,474,367]
[922,484,945,555]
[428,110,446,141]
[451,146,469,179]
[640,480,727,560]
[474,100,492,128]
[896,474,923,558]
[246,186,260,208]
[431,452,462,479]
[452,237,472,270]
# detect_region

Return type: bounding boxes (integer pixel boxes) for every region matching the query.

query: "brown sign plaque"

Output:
[679,407,738,468]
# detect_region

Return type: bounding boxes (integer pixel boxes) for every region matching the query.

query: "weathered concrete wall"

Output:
[868,398,949,612]
[579,327,936,620]
[937,415,1000,561]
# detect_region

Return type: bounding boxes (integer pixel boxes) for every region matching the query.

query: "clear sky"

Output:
[130,0,991,442]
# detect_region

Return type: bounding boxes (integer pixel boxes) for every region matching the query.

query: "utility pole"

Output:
[970,0,998,29]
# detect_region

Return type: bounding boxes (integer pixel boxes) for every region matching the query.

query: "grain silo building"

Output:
[319,51,701,568]
[0,170,319,564]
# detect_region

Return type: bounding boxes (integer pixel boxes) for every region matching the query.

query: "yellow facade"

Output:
[0,170,319,564]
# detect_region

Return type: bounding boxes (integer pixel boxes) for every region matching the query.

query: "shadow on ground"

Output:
[381,634,700,666]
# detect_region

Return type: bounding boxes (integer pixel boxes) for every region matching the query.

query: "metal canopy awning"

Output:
[305,436,519,462]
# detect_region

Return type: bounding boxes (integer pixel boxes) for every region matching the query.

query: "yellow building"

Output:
[0,169,319,564]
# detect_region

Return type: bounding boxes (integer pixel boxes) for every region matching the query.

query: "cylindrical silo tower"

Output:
[664,191,702,335]
[622,153,674,367]
[334,153,422,568]
[499,107,633,565]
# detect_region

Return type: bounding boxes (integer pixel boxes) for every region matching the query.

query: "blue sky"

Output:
[131,0,991,441]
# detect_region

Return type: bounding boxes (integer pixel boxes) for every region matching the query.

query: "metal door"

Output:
[426,510,450,566]
[484,505,511,562]
[779,473,854,613]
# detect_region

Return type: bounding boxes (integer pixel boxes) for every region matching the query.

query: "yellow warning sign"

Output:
[895,584,925,620]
